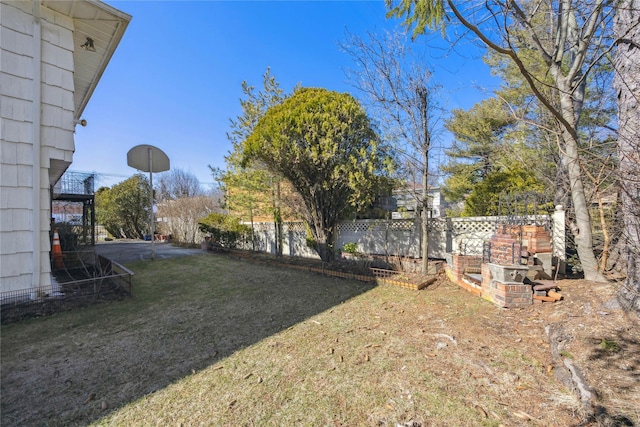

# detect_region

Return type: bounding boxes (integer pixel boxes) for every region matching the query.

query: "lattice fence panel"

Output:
[284,222,306,233]
[449,215,552,256]
[242,214,555,260]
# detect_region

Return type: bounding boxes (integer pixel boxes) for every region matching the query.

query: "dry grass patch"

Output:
[3,252,638,427]
[1,254,373,426]
[96,277,580,426]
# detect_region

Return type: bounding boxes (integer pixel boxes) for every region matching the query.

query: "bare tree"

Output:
[157,196,221,245]
[387,0,613,281]
[153,168,219,245]
[342,29,444,273]
[614,0,640,309]
[157,168,203,201]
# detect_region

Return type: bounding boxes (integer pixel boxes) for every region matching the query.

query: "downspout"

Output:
[32,0,42,292]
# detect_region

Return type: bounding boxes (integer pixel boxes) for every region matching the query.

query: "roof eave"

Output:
[73,1,131,119]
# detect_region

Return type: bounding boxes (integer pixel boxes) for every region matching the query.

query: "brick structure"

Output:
[521,225,552,254]
[446,221,558,308]
[486,224,552,265]
[481,263,532,308]
[487,232,522,265]
[448,254,482,284]
[499,225,552,254]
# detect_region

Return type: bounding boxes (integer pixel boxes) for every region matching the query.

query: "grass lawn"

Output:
[2,252,637,426]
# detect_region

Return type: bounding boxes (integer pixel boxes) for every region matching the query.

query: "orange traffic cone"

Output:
[52,229,63,268]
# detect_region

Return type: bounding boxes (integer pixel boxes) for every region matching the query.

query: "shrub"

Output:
[342,242,359,254]
[198,213,251,249]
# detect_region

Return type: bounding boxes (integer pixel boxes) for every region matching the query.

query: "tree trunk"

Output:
[275,180,283,257]
[314,225,335,262]
[595,190,611,273]
[421,154,429,274]
[559,98,607,282]
[250,207,255,252]
[306,203,335,263]
[420,87,430,274]
[614,0,640,310]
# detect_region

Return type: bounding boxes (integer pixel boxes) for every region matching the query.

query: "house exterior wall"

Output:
[392,187,448,219]
[1,1,75,294]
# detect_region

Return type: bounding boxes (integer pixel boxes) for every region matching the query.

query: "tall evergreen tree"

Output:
[442,97,516,213]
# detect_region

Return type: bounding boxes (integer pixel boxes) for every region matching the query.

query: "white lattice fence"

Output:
[337,219,420,258]
[450,218,497,256]
[243,213,557,260]
[450,215,552,256]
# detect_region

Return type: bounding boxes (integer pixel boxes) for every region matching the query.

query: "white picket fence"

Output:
[243,207,566,261]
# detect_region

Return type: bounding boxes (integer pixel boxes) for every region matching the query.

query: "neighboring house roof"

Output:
[392,182,440,193]
[42,0,131,120]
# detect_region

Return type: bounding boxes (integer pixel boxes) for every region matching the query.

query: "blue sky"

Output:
[72,0,501,189]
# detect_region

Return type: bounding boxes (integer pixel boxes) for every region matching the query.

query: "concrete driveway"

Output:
[94,240,204,264]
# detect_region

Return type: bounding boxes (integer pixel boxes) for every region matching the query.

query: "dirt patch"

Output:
[537,279,640,425]
[1,254,638,426]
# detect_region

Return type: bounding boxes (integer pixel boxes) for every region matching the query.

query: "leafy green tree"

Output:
[95,174,151,239]
[243,87,394,261]
[463,167,545,216]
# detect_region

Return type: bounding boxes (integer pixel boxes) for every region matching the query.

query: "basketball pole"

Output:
[149,147,155,260]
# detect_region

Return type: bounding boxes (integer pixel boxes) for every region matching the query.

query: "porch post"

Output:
[552,205,566,276]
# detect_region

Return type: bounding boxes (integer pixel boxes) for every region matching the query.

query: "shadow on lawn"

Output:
[0,253,376,427]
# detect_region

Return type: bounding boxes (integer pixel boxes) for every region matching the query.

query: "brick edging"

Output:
[215,249,433,290]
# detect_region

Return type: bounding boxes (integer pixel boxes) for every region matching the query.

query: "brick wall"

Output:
[522,225,552,253]
[501,224,552,254]
[449,254,482,283]
[481,263,532,308]
[486,224,553,266]
[487,233,522,265]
